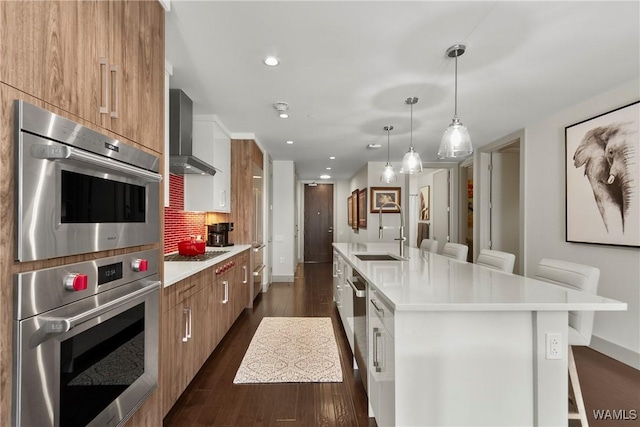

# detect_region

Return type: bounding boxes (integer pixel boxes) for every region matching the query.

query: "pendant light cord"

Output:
[387,128,390,162]
[410,102,413,148]
[454,55,458,118]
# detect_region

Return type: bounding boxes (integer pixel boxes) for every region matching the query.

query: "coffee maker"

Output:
[207,222,234,247]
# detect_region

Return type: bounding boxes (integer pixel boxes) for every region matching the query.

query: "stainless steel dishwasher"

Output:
[347,271,368,391]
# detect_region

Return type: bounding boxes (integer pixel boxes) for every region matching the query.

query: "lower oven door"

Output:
[13,279,160,427]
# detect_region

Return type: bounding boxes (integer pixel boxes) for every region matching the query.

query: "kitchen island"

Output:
[333,242,626,427]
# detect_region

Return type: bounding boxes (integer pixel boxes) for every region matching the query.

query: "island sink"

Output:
[355,254,405,261]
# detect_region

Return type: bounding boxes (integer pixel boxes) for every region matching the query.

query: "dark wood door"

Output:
[304,184,334,263]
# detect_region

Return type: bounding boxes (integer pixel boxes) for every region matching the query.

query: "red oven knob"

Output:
[64,273,88,292]
[132,258,148,272]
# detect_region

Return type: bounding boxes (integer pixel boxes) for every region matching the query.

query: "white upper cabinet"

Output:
[184,115,231,212]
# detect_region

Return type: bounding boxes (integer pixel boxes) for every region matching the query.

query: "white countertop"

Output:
[333,242,627,312]
[164,245,252,287]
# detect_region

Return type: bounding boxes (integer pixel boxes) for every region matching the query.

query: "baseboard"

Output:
[271,275,294,283]
[590,335,640,370]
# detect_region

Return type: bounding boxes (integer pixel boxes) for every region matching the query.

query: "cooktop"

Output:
[164,250,229,262]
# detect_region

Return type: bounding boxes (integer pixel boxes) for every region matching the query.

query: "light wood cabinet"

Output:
[230,139,264,302]
[162,250,250,416]
[161,273,205,415]
[0,0,164,153]
[185,117,231,212]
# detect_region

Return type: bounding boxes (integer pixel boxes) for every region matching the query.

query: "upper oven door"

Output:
[17,132,161,261]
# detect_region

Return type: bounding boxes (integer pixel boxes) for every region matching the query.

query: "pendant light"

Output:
[380,125,397,183]
[400,97,423,174]
[438,44,473,159]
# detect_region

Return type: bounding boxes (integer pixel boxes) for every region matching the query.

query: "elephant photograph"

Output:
[566,101,639,247]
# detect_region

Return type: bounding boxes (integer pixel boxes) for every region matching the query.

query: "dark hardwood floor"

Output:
[164,263,373,427]
[164,262,639,427]
[570,346,640,427]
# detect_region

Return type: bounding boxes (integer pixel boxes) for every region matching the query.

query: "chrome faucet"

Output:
[378,202,406,258]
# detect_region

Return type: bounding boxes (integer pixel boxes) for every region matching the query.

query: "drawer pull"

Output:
[371,299,384,315]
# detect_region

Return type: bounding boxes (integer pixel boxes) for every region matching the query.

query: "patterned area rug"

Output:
[233,317,343,384]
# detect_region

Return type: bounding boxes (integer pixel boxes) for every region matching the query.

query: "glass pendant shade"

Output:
[400,97,423,174]
[381,163,397,183]
[400,147,423,174]
[380,125,397,183]
[438,116,472,159]
[438,44,472,159]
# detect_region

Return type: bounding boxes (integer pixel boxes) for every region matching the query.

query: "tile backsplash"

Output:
[164,174,232,254]
[164,174,206,254]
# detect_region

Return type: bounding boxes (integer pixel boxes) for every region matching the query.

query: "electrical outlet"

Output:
[280,256,284,264]
[546,333,562,360]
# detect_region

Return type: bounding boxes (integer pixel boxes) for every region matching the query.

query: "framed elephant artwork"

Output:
[565,100,639,247]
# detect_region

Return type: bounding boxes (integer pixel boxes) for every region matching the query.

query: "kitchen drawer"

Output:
[368,288,394,337]
[164,273,205,309]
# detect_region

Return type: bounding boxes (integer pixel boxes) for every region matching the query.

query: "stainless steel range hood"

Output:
[169,89,218,176]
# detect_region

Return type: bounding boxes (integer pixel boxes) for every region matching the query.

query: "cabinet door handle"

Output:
[220,190,226,207]
[187,307,192,339]
[373,327,382,372]
[222,280,229,304]
[371,299,384,316]
[242,266,248,284]
[109,64,119,118]
[182,308,189,342]
[99,58,109,114]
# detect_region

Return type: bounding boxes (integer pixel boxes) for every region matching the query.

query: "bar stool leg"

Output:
[568,346,589,426]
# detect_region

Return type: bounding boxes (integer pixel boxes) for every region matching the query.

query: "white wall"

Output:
[272,161,296,281]
[348,164,369,244]
[523,79,640,367]
[335,180,351,243]
[347,162,409,245]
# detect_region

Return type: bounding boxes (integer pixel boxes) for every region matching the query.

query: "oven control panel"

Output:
[14,249,159,320]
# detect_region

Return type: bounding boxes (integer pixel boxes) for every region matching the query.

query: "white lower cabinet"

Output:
[332,252,342,309]
[368,290,395,427]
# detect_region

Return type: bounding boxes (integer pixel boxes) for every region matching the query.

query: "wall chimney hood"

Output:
[169,89,218,176]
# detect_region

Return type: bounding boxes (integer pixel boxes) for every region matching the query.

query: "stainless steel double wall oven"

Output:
[13,100,162,427]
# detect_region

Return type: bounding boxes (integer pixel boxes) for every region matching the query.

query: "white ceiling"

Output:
[165,1,640,181]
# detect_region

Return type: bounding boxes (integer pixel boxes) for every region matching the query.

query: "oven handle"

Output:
[31,144,163,183]
[42,280,161,334]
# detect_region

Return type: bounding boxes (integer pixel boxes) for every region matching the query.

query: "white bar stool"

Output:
[534,258,600,427]
[419,238,439,254]
[441,242,468,261]
[476,249,516,273]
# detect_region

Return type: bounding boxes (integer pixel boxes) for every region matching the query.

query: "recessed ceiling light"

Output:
[286,140,294,145]
[264,56,279,66]
[326,167,331,170]
[329,156,335,160]
[367,143,382,149]
[320,174,331,179]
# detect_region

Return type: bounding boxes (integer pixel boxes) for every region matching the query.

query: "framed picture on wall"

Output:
[347,195,353,227]
[370,187,401,213]
[358,188,367,228]
[352,189,359,229]
[565,100,639,247]
[419,185,430,220]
